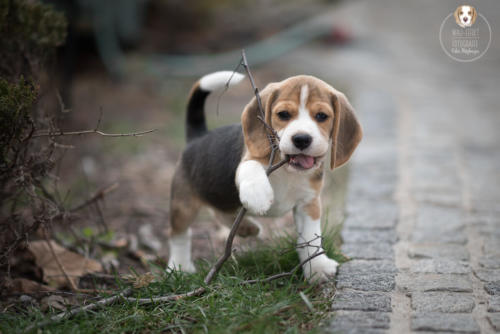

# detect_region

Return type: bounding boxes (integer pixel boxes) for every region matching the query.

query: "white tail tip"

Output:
[199,71,245,92]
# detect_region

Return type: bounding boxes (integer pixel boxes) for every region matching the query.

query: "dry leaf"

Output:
[29,240,103,289]
[7,278,55,294]
[123,272,155,288]
[41,295,67,312]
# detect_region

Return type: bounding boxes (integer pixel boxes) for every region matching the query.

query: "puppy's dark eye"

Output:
[460,11,463,15]
[315,112,328,122]
[277,110,291,121]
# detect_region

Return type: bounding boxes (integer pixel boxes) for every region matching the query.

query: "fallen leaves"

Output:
[29,240,103,289]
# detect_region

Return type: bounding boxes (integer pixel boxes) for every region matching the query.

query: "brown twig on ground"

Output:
[240,250,325,285]
[25,288,133,332]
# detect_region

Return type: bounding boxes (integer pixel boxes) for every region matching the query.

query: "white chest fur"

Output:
[263,168,317,217]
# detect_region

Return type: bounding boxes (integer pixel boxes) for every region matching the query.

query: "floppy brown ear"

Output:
[471,7,477,24]
[241,83,279,159]
[454,7,460,25]
[330,90,363,170]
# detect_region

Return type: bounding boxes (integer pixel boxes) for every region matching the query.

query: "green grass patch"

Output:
[0,235,346,333]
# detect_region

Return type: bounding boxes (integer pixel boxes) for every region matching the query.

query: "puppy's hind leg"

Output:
[168,169,201,273]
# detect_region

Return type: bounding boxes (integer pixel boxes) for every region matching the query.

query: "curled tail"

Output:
[186,71,245,142]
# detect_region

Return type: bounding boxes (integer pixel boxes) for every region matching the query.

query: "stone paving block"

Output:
[327,311,390,331]
[411,292,475,313]
[412,162,459,190]
[321,327,387,334]
[411,313,479,333]
[341,243,394,260]
[474,222,500,238]
[413,190,462,208]
[411,205,466,244]
[479,256,500,269]
[398,274,472,294]
[332,291,391,312]
[488,313,500,331]
[341,229,398,244]
[488,295,500,312]
[410,259,470,274]
[483,237,500,256]
[408,244,469,261]
[412,227,467,245]
[473,269,500,283]
[485,281,500,295]
[344,202,398,230]
[339,260,397,276]
[336,273,395,292]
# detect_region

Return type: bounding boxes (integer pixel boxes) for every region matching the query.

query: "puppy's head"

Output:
[455,5,477,27]
[241,75,362,172]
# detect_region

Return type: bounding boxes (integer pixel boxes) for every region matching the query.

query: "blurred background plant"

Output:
[0,0,67,273]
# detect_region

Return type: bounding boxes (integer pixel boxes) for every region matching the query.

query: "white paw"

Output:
[302,254,338,283]
[239,179,274,215]
[167,259,196,273]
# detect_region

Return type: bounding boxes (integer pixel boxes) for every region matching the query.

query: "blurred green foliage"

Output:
[0,0,67,79]
[0,0,67,266]
[0,77,36,166]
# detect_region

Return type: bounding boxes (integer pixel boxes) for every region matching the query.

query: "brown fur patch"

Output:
[304,197,321,220]
[309,168,324,193]
[169,168,202,236]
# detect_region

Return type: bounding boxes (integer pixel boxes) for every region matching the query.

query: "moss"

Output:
[0,77,37,166]
[0,0,67,79]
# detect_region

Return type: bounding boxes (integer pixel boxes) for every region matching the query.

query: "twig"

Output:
[43,228,78,291]
[203,50,288,285]
[70,183,119,213]
[124,287,206,305]
[240,250,325,285]
[241,49,280,148]
[32,128,156,138]
[24,288,133,332]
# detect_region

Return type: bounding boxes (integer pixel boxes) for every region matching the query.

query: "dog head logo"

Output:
[454,5,477,28]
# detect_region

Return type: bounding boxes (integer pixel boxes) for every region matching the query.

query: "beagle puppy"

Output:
[454,5,477,28]
[168,71,362,282]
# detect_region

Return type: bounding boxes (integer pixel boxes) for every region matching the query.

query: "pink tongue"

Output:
[294,154,315,169]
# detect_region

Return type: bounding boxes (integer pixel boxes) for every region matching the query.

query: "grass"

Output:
[0,233,347,334]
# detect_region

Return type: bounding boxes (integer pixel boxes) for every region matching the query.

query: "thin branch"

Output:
[203,206,248,284]
[70,182,119,213]
[240,250,325,285]
[32,128,156,138]
[124,287,206,305]
[241,49,278,148]
[25,288,133,332]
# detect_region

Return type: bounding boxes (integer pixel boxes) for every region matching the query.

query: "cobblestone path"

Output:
[286,0,500,332]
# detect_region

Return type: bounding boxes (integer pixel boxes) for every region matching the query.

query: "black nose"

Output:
[292,134,312,150]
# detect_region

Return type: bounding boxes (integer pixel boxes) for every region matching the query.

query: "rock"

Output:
[332,291,391,312]
[411,292,475,313]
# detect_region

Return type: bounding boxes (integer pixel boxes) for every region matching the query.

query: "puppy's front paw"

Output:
[239,179,274,215]
[302,254,338,283]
